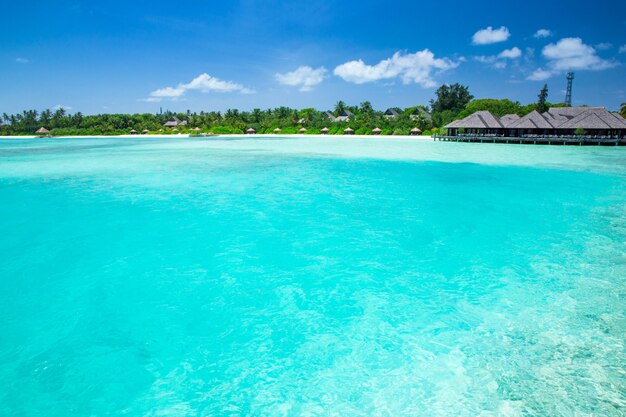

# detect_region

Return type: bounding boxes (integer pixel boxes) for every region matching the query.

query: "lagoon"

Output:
[0,136,625,416]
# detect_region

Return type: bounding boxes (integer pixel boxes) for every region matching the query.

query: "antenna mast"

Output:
[565,72,574,107]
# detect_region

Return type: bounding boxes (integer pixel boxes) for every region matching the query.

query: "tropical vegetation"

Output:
[0,84,612,137]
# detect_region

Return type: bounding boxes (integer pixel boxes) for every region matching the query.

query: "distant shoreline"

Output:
[0,134,435,140]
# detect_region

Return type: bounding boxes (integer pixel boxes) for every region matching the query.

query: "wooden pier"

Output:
[434,135,626,146]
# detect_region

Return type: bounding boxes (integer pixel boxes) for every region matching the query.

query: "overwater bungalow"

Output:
[321,127,329,135]
[410,127,422,136]
[444,107,626,143]
[372,127,382,135]
[246,128,256,134]
[344,127,354,135]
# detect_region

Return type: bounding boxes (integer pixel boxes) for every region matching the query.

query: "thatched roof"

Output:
[321,127,329,132]
[273,128,282,133]
[548,106,605,119]
[164,116,182,127]
[193,127,201,131]
[246,128,256,133]
[557,111,626,130]
[451,111,503,129]
[130,129,137,133]
[142,129,149,134]
[508,110,555,129]
[36,127,49,134]
[411,108,432,120]
[372,127,382,132]
[299,128,307,133]
[500,114,520,127]
[344,127,354,133]
[411,127,422,133]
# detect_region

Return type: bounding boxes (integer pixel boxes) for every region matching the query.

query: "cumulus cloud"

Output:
[527,68,552,81]
[475,47,522,69]
[145,73,254,102]
[534,29,552,39]
[275,66,327,92]
[333,50,459,88]
[498,47,522,59]
[526,37,616,80]
[15,57,29,64]
[472,26,510,45]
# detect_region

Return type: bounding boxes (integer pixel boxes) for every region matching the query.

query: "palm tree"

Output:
[620,103,626,118]
[334,101,346,115]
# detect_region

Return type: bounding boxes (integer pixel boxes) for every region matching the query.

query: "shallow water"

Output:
[1,137,625,416]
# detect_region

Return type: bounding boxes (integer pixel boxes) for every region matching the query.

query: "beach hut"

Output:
[141,129,149,134]
[372,127,382,135]
[35,127,50,137]
[320,127,329,135]
[246,128,256,134]
[273,128,282,134]
[299,127,307,133]
[344,127,354,135]
[130,129,138,135]
[410,128,422,136]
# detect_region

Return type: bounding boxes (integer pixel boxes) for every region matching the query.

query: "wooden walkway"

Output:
[434,135,626,146]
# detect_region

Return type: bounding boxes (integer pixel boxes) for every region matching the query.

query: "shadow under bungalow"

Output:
[441,107,626,145]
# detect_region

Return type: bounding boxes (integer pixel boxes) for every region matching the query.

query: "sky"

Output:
[1,0,625,115]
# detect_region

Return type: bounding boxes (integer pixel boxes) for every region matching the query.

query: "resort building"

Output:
[164,116,187,128]
[384,108,400,118]
[410,108,432,121]
[335,110,353,122]
[445,107,626,140]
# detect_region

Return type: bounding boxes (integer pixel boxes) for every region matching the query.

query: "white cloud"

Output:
[275,66,327,92]
[595,42,612,50]
[619,44,626,54]
[333,50,458,88]
[475,47,522,69]
[498,47,522,59]
[527,68,552,81]
[145,73,254,102]
[15,57,29,64]
[53,104,72,111]
[534,29,552,39]
[527,37,616,80]
[472,26,510,45]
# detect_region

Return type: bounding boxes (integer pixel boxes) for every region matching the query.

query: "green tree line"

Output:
[1,83,605,137]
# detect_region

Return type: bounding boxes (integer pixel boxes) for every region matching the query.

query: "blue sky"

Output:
[2,0,625,114]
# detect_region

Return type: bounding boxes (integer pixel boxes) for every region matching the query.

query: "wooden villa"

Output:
[442,107,626,145]
[384,108,400,118]
[164,116,186,128]
[336,110,353,122]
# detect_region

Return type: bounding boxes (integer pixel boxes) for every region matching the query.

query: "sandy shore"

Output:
[1,134,434,140]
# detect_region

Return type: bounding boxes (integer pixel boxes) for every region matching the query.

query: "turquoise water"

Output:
[0,137,625,416]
